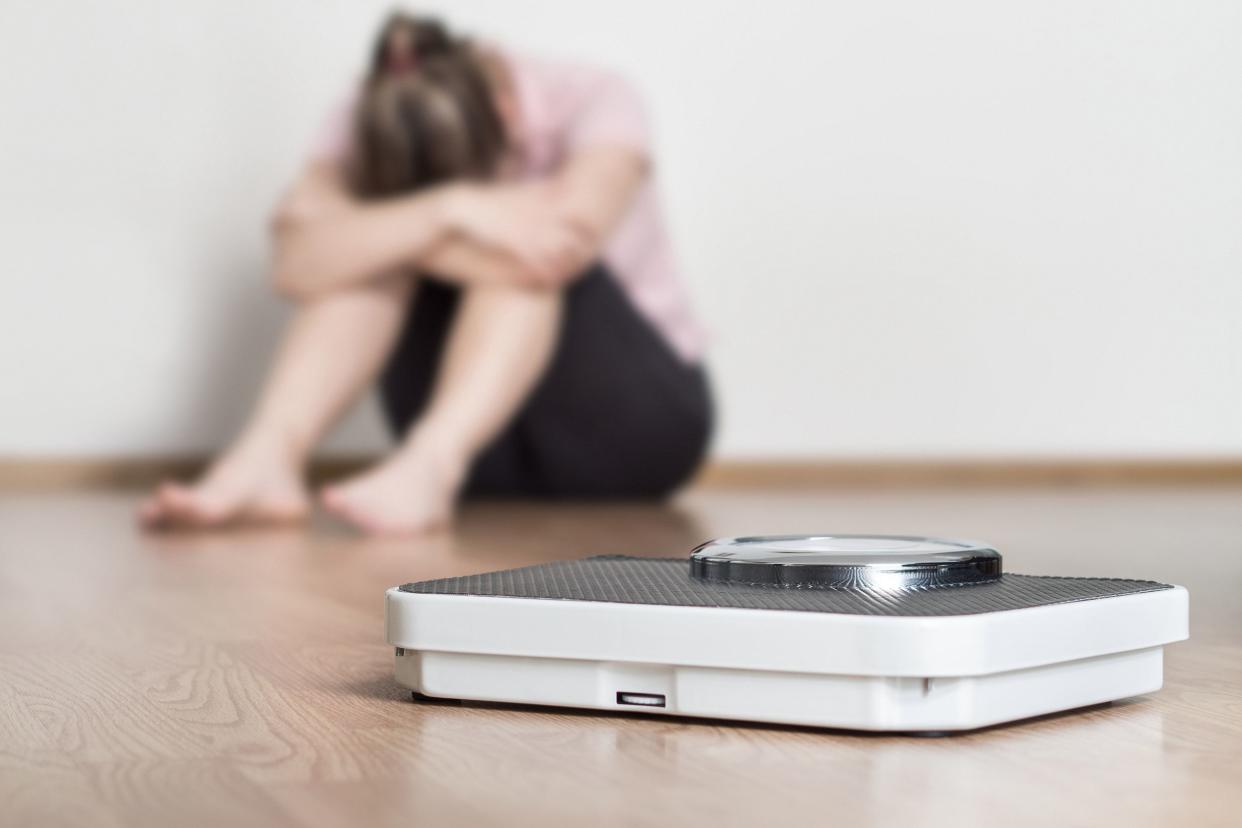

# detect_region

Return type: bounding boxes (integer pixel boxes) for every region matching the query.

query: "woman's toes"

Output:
[318,449,460,537]
[253,500,308,524]
[319,481,386,534]
[140,456,310,532]
[150,483,184,521]
[322,485,384,533]
[187,497,230,526]
[323,484,447,536]
[159,484,199,521]
[155,483,223,527]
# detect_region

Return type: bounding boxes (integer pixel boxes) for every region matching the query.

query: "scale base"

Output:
[395,646,1163,732]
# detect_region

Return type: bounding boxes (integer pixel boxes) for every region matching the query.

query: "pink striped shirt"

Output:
[312,50,706,363]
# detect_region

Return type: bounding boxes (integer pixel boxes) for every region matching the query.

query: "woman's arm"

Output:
[548,145,648,255]
[271,144,647,298]
[270,164,588,298]
[270,163,457,299]
[419,146,648,287]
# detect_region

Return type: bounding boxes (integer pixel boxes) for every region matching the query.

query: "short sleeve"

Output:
[307,90,357,164]
[564,71,652,157]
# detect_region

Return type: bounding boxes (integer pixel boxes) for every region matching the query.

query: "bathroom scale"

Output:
[385,535,1188,732]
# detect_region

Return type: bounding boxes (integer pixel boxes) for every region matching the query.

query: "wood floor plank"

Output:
[1,488,1240,827]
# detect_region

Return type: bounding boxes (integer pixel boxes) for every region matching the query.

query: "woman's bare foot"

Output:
[138,437,310,530]
[320,438,466,536]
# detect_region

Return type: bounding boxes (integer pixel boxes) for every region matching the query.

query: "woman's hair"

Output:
[349,13,508,198]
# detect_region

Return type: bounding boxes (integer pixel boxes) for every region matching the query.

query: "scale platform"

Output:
[385,535,1188,732]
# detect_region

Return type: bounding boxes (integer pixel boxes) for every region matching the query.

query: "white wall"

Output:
[2,0,1239,459]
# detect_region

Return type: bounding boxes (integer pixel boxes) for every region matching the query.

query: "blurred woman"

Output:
[140,12,710,535]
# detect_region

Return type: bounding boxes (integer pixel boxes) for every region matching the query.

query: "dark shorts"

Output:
[379,263,713,498]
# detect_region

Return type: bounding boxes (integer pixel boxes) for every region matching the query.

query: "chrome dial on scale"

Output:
[689,534,1002,589]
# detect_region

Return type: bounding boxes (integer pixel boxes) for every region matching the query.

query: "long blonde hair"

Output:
[350,13,508,198]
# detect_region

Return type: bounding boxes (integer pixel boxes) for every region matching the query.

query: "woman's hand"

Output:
[442,182,596,286]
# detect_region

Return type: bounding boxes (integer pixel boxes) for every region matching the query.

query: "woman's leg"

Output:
[321,283,562,534]
[479,265,712,497]
[139,276,412,527]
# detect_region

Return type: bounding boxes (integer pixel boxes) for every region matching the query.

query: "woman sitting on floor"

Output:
[140,12,711,535]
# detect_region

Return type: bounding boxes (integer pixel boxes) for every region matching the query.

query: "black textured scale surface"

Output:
[399,556,1173,617]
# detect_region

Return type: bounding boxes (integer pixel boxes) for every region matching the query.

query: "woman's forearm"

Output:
[269,157,640,298]
[271,187,455,299]
[419,237,545,287]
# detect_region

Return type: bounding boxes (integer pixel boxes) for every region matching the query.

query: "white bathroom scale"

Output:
[385,535,1188,732]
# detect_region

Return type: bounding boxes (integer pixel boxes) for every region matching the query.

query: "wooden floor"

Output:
[2,486,1240,827]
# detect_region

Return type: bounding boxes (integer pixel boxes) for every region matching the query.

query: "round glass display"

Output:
[689,534,1001,589]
